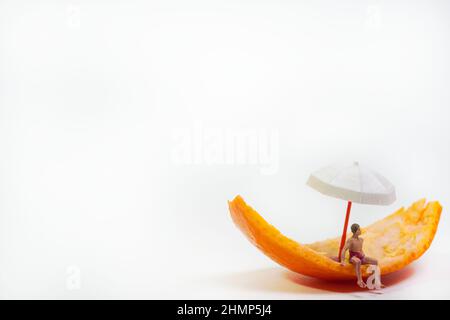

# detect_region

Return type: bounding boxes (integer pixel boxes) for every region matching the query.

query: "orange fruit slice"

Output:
[228,195,442,280]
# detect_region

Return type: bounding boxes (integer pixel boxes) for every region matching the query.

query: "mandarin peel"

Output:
[228,195,442,280]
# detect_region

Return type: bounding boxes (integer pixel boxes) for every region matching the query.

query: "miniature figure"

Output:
[340,223,384,288]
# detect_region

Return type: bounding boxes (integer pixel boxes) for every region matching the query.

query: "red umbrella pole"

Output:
[338,201,352,262]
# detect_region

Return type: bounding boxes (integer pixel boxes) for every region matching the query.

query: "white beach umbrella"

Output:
[306,161,396,261]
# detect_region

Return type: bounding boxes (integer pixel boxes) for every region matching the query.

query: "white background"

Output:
[1,0,449,299]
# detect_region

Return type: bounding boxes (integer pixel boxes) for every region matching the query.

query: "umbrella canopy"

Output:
[306,161,396,205]
[306,161,396,262]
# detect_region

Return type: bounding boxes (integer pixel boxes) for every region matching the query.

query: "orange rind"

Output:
[228,195,442,280]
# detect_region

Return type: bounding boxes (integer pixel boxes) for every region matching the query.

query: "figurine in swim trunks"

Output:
[340,223,382,288]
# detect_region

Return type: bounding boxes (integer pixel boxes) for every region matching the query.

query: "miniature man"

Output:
[340,223,383,288]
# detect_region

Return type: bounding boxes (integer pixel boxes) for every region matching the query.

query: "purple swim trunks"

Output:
[349,251,365,263]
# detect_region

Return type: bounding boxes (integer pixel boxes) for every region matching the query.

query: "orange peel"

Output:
[228,195,442,280]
